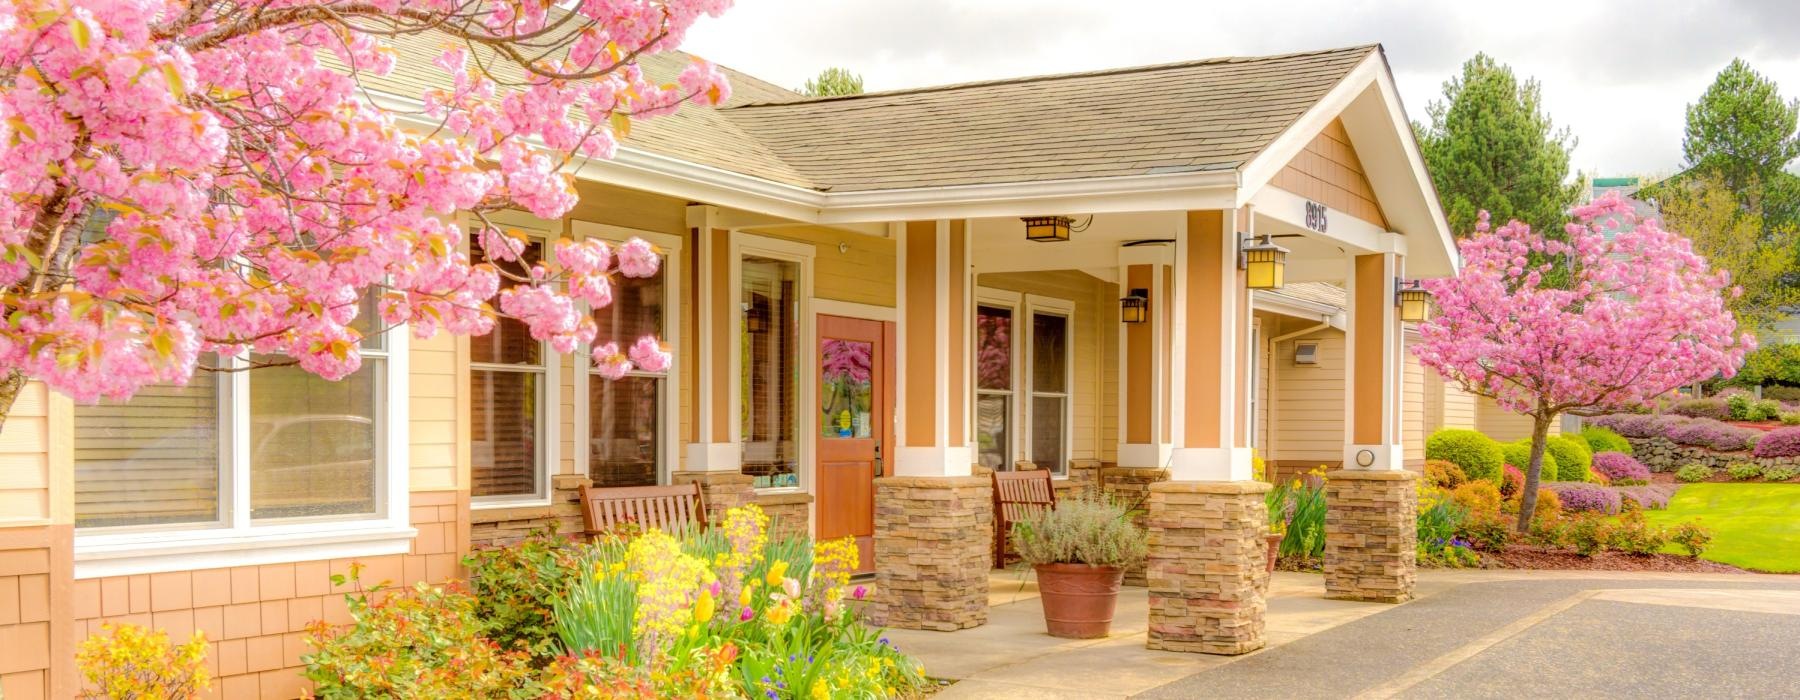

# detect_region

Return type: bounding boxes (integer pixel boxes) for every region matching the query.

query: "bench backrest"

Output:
[579,483,708,536]
[992,469,1057,565]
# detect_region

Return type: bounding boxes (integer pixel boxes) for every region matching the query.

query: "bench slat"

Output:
[579,482,709,537]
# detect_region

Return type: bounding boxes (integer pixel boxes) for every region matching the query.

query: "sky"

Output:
[680,0,1800,179]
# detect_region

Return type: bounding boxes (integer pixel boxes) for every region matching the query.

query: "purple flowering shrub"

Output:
[1543,482,1622,515]
[1666,419,1757,452]
[1752,426,1800,458]
[1589,413,1686,439]
[1591,452,1651,485]
[1616,484,1677,510]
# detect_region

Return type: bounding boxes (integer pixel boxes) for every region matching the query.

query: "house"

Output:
[2,43,1465,696]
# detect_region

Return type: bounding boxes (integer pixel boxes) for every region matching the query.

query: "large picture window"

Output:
[580,224,679,488]
[72,312,408,575]
[741,254,801,489]
[470,232,551,502]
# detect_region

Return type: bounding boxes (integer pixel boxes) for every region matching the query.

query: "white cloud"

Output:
[681,0,1800,177]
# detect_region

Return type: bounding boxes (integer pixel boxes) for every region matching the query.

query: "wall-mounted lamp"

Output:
[1395,278,1432,322]
[1239,233,1289,290]
[1120,288,1150,324]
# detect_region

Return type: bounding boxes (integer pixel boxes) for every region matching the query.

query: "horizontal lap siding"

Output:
[1477,395,1557,442]
[410,333,460,492]
[1403,337,1425,466]
[0,383,52,525]
[1271,330,1345,465]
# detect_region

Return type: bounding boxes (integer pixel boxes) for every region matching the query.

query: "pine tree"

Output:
[802,67,865,97]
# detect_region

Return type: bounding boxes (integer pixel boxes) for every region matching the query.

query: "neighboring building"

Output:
[0,44,1460,697]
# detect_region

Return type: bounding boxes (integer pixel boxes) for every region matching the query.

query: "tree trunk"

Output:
[0,370,25,434]
[1515,415,1555,532]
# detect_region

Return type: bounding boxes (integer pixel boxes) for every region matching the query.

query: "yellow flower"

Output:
[765,560,789,587]
[810,679,830,700]
[766,600,794,626]
[694,589,716,624]
[738,583,754,607]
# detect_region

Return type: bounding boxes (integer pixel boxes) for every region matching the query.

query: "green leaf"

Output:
[69,19,90,51]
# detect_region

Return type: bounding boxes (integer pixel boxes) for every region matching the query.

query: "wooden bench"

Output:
[992,469,1057,566]
[578,482,708,537]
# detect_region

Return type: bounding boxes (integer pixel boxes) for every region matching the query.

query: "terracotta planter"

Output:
[1265,532,1285,573]
[1033,563,1124,639]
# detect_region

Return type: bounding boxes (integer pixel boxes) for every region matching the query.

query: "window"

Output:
[579,224,680,487]
[975,304,1015,470]
[741,254,801,488]
[72,313,408,575]
[1027,304,1072,475]
[470,232,552,502]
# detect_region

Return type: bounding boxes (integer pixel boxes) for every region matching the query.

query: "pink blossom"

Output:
[629,336,671,373]
[593,342,632,380]
[615,238,660,278]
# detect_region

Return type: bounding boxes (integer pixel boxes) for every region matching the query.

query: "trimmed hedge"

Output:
[1547,434,1593,482]
[1502,439,1559,482]
[1425,429,1504,481]
[1580,426,1632,455]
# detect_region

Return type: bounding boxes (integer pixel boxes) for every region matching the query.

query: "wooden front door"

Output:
[815,314,892,573]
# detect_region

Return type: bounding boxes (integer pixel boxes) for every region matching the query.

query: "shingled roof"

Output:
[345,31,1377,194]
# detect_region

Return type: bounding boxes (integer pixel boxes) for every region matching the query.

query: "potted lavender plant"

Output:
[1009,495,1147,639]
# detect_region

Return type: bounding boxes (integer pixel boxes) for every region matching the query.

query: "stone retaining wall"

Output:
[1623,436,1800,472]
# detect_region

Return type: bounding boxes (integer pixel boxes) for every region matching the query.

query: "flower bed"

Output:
[1588,414,1800,475]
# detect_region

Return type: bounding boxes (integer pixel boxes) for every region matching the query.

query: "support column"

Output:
[1145,209,1267,655]
[1116,244,1174,470]
[871,220,991,631]
[675,205,754,518]
[1325,252,1418,603]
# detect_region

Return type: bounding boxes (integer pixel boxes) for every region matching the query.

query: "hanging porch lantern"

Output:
[1238,233,1289,290]
[1396,279,1433,322]
[1021,215,1073,242]
[1120,288,1150,324]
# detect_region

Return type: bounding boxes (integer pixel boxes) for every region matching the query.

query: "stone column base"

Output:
[1324,470,1419,604]
[671,471,756,525]
[1102,466,1169,586]
[869,476,992,631]
[1145,480,1272,655]
[753,491,814,541]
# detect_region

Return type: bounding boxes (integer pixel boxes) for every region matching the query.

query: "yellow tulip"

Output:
[765,560,789,587]
[694,589,716,624]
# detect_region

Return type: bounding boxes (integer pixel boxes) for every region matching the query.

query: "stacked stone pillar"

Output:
[1100,466,1168,586]
[671,471,756,525]
[869,476,992,631]
[1323,470,1418,603]
[1144,480,1271,655]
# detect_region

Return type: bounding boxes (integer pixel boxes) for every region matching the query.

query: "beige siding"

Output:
[408,333,461,491]
[978,270,1118,464]
[1403,336,1425,466]
[745,225,897,308]
[1268,326,1345,465]
[1440,377,1477,430]
[0,383,55,525]
[1476,395,1557,442]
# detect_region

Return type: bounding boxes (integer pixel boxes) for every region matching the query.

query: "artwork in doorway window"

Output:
[820,339,874,439]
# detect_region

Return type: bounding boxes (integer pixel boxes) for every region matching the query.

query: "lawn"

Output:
[1643,483,1800,573]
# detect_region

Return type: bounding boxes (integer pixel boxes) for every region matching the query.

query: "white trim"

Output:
[570,220,683,488]
[75,525,416,580]
[934,220,952,452]
[812,298,896,323]
[1023,295,1076,476]
[1251,186,1405,256]
[894,445,974,477]
[1115,243,1174,463]
[1238,51,1383,204]
[1168,446,1254,481]
[730,231,817,492]
[1252,289,1346,327]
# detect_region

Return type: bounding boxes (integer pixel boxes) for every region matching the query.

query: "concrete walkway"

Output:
[890,570,1800,699]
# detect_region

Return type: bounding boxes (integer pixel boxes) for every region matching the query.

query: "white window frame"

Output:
[1024,294,1076,476]
[729,232,815,493]
[973,287,1023,471]
[73,328,412,579]
[571,221,682,488]
[470,215,560,508]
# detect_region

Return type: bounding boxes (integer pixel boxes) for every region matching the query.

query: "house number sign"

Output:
[1304,200,1329,233]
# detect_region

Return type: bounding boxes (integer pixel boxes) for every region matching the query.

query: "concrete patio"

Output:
[888,570,1800,699]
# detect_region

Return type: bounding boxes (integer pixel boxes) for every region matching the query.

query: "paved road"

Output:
[1138,575,1800,699]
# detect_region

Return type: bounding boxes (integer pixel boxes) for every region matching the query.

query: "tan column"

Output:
[681,205,741,473]
[874,219,989,632]
[1166,209,1253,481]
[1344,252,1404,470]
[1117,245,1175,468]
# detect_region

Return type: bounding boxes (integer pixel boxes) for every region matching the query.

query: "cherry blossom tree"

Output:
[1413,193,1753,529]
[0,0,731,424]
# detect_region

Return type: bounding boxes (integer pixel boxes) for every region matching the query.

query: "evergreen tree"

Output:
[1416,54,1582,237]
[802,67,865,97]
[1681,58,1800,229]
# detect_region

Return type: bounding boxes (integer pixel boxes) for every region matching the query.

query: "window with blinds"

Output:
[587,254,666,487]
[470,234,549,501]
[73,372,222,529]
[1029,311,1070,475]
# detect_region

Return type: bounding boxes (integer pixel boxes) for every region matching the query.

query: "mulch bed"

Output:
[1483,545,1747,573]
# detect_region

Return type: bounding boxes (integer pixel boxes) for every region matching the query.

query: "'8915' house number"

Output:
[1304,200,1328,233]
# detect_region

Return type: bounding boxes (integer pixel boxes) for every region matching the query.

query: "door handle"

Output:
[873,439,883,477]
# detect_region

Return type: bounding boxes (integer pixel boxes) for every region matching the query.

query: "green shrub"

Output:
[1502,440,1559,482]
[1675,463,1715,483]
[463,527,584,664]
[1525,517,1568,548]
[1565,515,1612,556]
[1010,493,1148,568]
[1766,384,1800,402]
[1455,511,1514,552]
[1268,480,1327,560]
[1764,466,1799,482]
[1726,462,1765,481]
[1608,510,1669,555]
[1426,429,1504,481]
[1726,392,1752,420]
[1546,435,1592,482]
[1668,521,1714,557]
[1580,426,1632,455]
[1749,399,1783,421]
[1779,411,1800,426]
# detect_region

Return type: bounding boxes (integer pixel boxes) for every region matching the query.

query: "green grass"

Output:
[1643,483,1800,573]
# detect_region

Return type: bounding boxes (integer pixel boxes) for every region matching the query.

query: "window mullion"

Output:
[228,354,252,531]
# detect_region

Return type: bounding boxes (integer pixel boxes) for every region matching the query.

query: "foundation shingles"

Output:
[1323,470,1418,603]
[869,476,993,632]
[1145,480,1271,655]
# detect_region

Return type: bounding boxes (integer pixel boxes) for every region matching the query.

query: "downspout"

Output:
[1265,317,1334,474]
